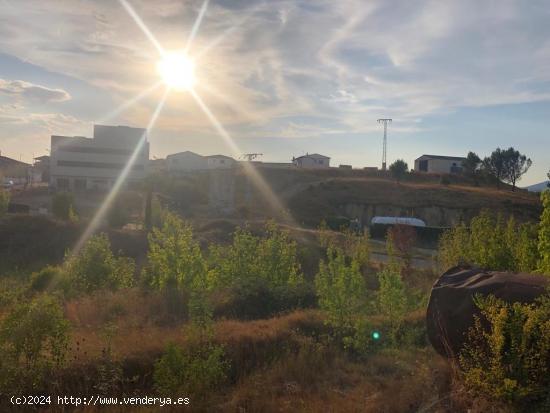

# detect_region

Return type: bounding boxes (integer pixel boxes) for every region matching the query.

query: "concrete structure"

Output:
[206,154,236,169]
[167,151,208,172]
[292,153,330,169]
[414,155,466,174]
[371,216,426,227]
[50,125,149,191]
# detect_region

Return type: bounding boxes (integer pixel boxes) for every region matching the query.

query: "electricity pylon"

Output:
[377,118,392,171]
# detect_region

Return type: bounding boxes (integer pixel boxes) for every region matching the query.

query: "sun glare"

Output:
[157,51,196,90]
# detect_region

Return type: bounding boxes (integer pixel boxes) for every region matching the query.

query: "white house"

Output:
[50,124,149,191]
[206,154,236,169]
[292,153,330,169]
[414,155,466,174]
[167,151,207,172]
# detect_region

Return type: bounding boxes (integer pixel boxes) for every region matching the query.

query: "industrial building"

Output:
[49,125,149,191]
[414,154,466,174]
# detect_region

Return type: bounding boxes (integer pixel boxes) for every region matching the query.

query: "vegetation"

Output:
[52,191,78,222]
[438,211,540,273]
[460,294,550,408]
[539,191,550,275]
[65,233,135,293]
[0,295,69,393]
[482,147,532,190]
[0,188,9,218]
[388,159,408,182]
[0,186,549,411]
[462,151,482,184]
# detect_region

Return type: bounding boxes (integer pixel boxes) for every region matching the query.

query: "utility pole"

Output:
[377,118,392,171]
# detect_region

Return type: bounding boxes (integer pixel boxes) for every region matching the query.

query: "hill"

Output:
[525,181,549,192]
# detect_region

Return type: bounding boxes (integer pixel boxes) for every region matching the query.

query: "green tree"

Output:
[66,233,135,292]
[52,192,78,222]
[538,191,550,275]
[502,147,532,191]
[314,246,366,332]
[462,151,482,184]
[145,211,206,290]
[389,159,409,182]
[483,148,507,189]
[377,261,407,344]
[0,188,9,218]
[547,169,549,188]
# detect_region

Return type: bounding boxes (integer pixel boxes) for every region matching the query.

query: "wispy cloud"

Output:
[0,79,71,103]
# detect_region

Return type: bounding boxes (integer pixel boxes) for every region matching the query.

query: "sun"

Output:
[156,51,196,90]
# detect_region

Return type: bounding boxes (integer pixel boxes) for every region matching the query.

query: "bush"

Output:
[29,265,62,292]
[539,191,550,275]
[438,211,540,273]
[154,342,228,398]
[0,295,69,393]
[52,192,78,222]
[389,159,409,182]
[459,293,550,408]
[65,233,135,293]
[0,188,9,218]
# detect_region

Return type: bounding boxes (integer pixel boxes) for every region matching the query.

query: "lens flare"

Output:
[157,51,196,91]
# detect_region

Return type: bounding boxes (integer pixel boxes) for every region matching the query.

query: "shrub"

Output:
[29,265,62,292]
[0,295,69,393]
[459,294,550,407]
[154,342,228,397]
[0,188,9,218]
[65,233,135,293]
[438,211,540,273]
[440,175,451,185]
[52,192,78,222]
[539,191,550,275]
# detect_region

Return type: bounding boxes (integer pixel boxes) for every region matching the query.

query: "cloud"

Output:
[0,79,71,103]
[0,0,550,141]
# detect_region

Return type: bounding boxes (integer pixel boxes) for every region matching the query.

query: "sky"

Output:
[0,0,549,185]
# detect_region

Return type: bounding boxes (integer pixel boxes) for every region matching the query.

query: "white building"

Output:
[414,155,466,174]
[50,124,149,191]
[292,153,330,169]
[167,151,208,172]
[206,154,236,169]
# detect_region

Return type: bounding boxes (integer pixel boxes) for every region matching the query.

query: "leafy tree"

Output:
[145,211,206,290]
[483,148,507,189]
[209,222,303,290]
[0,188,9,218]
[460,294,550,406]
[314,246,366,332]
[52,192,78,222]
[0,295,69,392]
[502,147,532,191]
[377,261,407,344]
[389,159,408,182]
[538,191,550,275]
[66,233,135,292]
[547,169,550,188]
[462,151,482,184]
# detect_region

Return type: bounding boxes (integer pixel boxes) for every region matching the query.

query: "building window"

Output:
[74,179,87,191]
[57,178,70,189]
[419,160,428,172]
[57,160,144,170]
